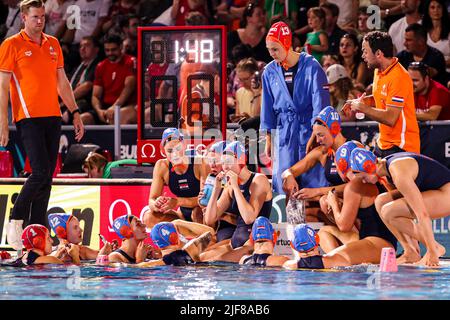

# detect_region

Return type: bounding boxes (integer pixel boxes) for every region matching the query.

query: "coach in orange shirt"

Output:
[0,0,84,250]
[347,31,420,157]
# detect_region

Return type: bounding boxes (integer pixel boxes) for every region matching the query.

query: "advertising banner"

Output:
[0,185,100,249]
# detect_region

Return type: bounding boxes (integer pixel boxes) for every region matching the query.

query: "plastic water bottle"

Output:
[199,174,217,207]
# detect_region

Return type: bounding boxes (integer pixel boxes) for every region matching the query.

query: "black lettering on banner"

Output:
[149,75,178,127]
[186,73,214,128]
[73,208,94,246]
[0,194,7,241]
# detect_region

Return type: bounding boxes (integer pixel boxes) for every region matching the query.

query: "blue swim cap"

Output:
[113,214,134,239]
[251,217,276,244]
[150,222,179,249]
[335,141,364,175]
[48,213,73,239]
[209,140,227,154]
[223,140,246,160]
[315,106,341,137]
[291,224,320,253]
[350,148,377,174]
[161,128,183,147]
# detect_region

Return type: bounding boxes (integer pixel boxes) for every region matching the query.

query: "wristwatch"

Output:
[70,108,81,116]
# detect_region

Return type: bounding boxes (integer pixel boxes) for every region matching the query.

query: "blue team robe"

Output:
[260,52,331,194]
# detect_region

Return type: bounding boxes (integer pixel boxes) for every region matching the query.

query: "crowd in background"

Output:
[0,0,449,126]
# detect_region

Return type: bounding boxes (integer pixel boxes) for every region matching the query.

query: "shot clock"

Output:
[137,26,227,164]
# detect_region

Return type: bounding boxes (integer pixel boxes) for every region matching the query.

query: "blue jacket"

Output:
[260,52,330,193]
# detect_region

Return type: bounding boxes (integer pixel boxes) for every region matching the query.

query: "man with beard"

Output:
[81,34,137,124]
[347,31,420,158]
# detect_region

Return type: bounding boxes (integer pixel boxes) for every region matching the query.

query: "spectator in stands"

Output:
[82,35,137,125]
[1,0,21,41]
[338,33,370,87]
[325,0,358,31]
[83,152,138,178]
[374,0,405,30]
[227,1,272,64]
[102,2,139,39]
[264,0,298,29]
[388,0,421,54]
[319,1,346,56]
[408,61,450,121]
[44,0,73,37]
[171,0,208,26]
[60,0,110,74]
[138,0,171,25]
[293,0,319,44]
[397,23,448,86]
[326,64,359,120]
[356,6,371,39]
[422,0,450,73]
[231,57,262,123]
[321,54,338,72]
[348,31,420,158]
[122,36,136,57]
[61,36,101,125]
[215,0,248,31]
[304,7,328,62]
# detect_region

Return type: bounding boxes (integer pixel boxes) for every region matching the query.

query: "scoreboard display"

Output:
[137,26,227,163]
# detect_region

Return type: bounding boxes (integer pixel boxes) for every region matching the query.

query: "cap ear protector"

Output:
[350,148,378,174]
[22,224,48,251]
[314,106,341,138]
[150,222,179,249]
[169,231,179,245]
[48,213,73,240]
[113,215,135,240]
[335,141,364,177]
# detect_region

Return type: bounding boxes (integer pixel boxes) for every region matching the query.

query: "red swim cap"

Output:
[266,21,292,53]
[22,224,48,251]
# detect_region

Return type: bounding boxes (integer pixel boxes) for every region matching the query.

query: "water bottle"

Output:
[199,174,217,207]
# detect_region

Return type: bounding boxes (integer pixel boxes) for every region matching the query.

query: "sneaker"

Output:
[6,220,24,251]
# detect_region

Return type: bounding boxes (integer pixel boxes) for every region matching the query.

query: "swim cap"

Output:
[314,106,341,137]
[350,148,377,174]
[223,140,246,161]
[209,140,227,154]
[22,224,48,251]
[250,217,277,244]
[150,222,179,249]
[161,128,183,148]
[291,224,320,253]
[266,21,292,53]
[113,215,134,239]
[266,21,292,70]
[335,141,364,175]
[48,213,73,239]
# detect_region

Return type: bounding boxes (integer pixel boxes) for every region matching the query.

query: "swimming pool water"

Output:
[0,262,449,300]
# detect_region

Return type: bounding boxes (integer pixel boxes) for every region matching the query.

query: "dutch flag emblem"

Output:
[392,96,404,103]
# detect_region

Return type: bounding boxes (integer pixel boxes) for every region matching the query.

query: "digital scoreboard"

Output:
[137,26,227,163]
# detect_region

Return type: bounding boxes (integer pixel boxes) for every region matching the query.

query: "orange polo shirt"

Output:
[372,58,420,153]
[0,30,63,122]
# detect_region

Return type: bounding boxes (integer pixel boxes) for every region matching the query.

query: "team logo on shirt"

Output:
[381,84,387,96]
[49,46,56,55]
[24,51,32,57]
